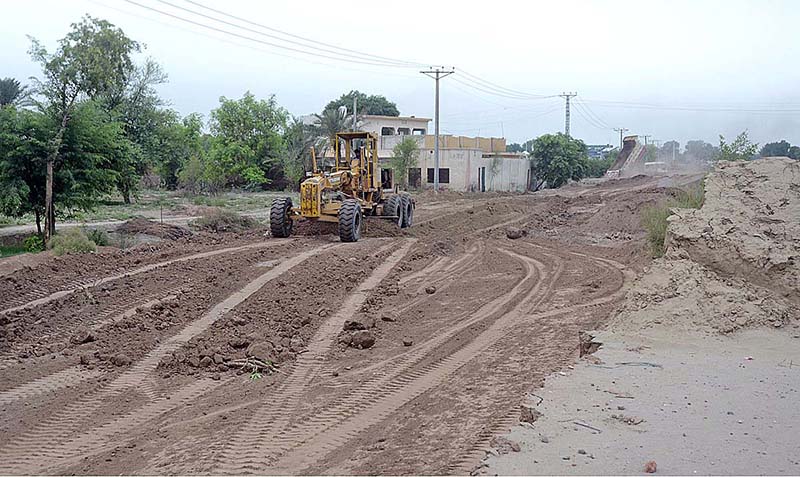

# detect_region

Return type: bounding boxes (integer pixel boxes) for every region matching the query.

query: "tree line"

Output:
[0,16,399,241]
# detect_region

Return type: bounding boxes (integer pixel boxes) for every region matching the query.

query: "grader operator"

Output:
[269,131,413,242]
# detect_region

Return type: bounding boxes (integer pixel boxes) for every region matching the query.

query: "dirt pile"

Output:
[667,158,799,303]
[611,158,800,334]
[610,258,798,334]
[191,209,257,233]
[117,218,193,240]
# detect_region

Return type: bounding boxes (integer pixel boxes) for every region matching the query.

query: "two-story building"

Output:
[360,114,529,192]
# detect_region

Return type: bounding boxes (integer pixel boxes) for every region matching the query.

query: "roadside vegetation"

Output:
[642,184,706,257]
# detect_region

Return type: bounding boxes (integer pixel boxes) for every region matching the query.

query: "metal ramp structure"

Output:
[606,136,647,178]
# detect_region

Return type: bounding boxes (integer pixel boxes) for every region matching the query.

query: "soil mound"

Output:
[667,158,799,303]
[117,218,192,240]
[612,158,800,335]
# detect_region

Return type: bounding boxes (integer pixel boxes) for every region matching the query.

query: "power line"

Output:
[570,100,611,131]
[121,0,420,67]
[180,0,428,68]
[575,99,613,129]
[91,0,420,81]
[457,69,554,99]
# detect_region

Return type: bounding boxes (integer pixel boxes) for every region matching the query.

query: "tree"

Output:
[28,15,140,242]
[207,92,289,190]
[154,112,204,189]
[282,117,315,189]
[0,78,32,107]
[684,140,718,163]
[716,131,758,162]
[788,145,800,160]
[390,137,419,189]
[0,103,121,234]
[312,107,352,158]
[760,140,791,157]
[506,143,524,153]
[529,133,588,190]
[324,90,399,117]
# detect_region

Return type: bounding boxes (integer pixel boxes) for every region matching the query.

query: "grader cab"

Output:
[270,131,414,242]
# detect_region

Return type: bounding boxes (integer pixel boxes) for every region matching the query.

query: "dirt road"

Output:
[0,176,693,475]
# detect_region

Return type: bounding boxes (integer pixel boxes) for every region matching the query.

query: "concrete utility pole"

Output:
[641,135,652,147]
[559,92,577,136]
[613,127,629,149]
[353,96,358,131]
[421,67,454,192]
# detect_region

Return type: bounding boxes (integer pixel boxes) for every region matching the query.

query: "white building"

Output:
[361,115,529,192]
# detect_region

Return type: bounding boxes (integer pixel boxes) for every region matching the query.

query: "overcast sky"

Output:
[4,0,800,147]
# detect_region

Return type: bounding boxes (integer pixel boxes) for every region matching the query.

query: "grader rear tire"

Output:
[382,195,403,227]
[270,197,293,238]
[338,199,362,242]
[400,193,413,228]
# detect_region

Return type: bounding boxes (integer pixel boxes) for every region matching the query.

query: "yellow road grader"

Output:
[270,131,414,242]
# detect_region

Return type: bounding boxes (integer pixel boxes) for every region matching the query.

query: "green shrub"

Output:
[642,183,706,257]
[23,235,45,253]
[49,228,97,256]
[191,209,256,232]
[0,245,27,257]
[84,228,109,246]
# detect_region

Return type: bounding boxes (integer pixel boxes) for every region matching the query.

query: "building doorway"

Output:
[477,167,486,192]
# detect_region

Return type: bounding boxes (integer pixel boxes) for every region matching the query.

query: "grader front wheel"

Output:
[338,199,362,242]
[270,197,293,238]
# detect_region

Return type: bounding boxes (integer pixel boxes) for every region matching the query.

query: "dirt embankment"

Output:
[667,158,799,303]
[612,158,800,335]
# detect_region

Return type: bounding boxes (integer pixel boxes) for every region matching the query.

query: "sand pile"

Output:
[612,158,800,334]
[667,158,799,303]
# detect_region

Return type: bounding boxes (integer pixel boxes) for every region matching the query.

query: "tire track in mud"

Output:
[211,239,417,475]
[272,244,628,474]
[212,248,549,473]
[267,249,553,473]
[0,239,293,315]
[0,241,337,475]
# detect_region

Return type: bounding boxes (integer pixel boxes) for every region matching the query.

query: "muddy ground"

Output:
[0,175,702,475]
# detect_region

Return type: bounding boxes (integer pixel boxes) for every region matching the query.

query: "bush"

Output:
[23,234,45,253]
[642,183,705,257]
[191,209,257,232]
[84,228,109,246]
[49,228,97,256]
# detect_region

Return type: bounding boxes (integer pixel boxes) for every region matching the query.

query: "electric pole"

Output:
[559,92,577,136]
[613,127,629,149]
[421,67,454,192]
[641,135,652,147]
[353,96,358,131]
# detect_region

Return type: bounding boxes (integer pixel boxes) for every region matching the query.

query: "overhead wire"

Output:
[157,0,418,67]
[91,0,421,80]
[120,0,422,67]
[180,0,429,68]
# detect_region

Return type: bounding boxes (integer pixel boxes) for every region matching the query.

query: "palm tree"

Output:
[0,78,32,107]
[312,107,360,157]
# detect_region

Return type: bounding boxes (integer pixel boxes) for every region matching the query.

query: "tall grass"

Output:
[642,184,705,257]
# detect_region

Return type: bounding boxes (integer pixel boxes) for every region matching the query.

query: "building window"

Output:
[408,168,421,188]
[412,128,426,135]
[427,168,450,184]
[397,127,410,135]
[381,127,395,136]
